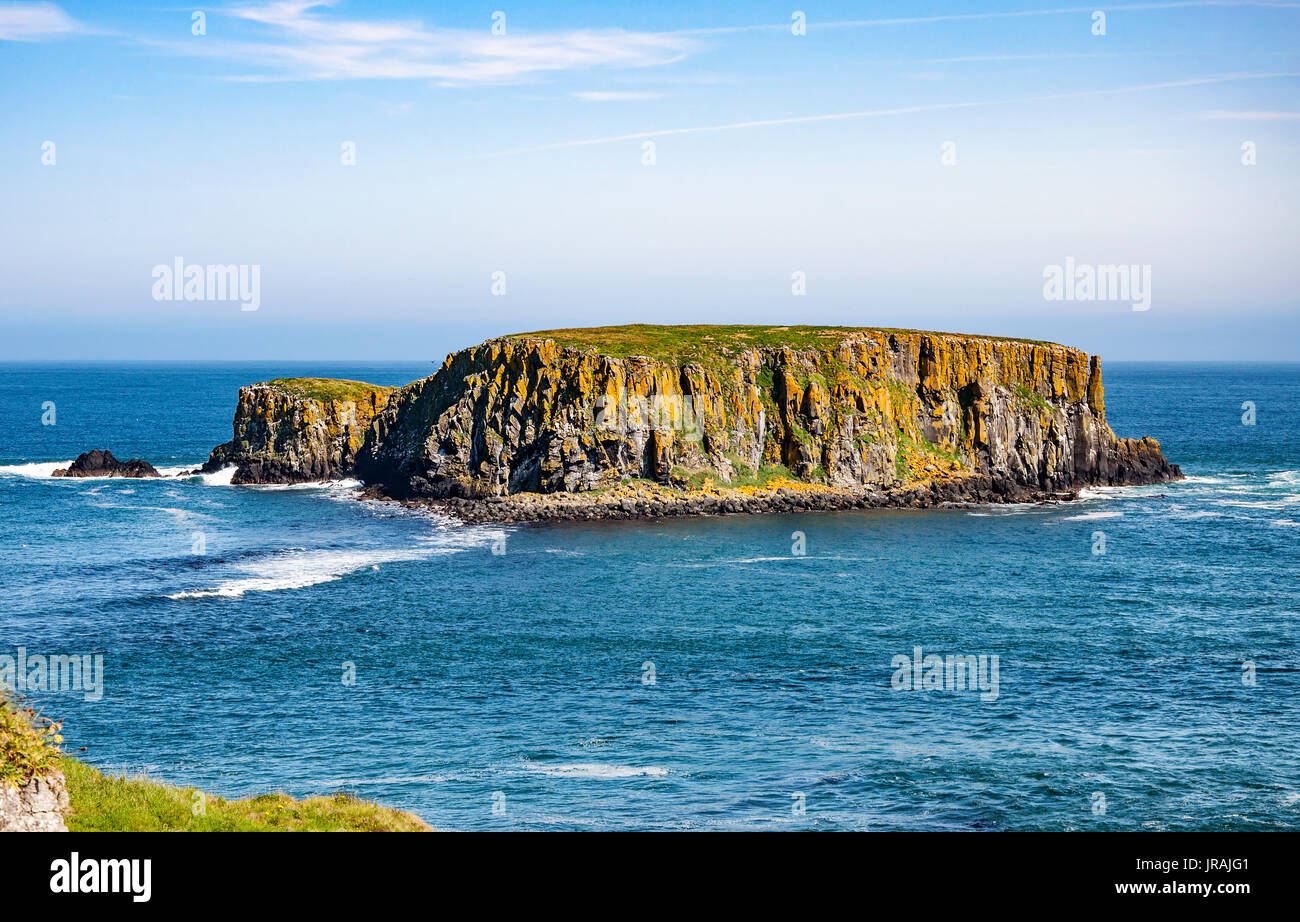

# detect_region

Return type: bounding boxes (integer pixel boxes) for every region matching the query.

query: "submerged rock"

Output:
[52,449,159,478]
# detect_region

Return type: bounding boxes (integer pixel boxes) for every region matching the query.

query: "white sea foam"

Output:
[1076,487,1124,501]
[154,465,199,477]
[964,502,1043,516]
[529,763,669,780]
[197,465,237,485]
[1164,509,1224,520]
[167,547,429,599]
[167,526,502,600]
[0,460,74,478]
[1212,498,1296,510]
[666,555,854,568]
[0,460,200,481]
[1061,510,1123,521]
[243,478,363,492]
[730,555,837,563]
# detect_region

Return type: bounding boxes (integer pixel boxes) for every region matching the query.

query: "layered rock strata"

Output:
[203,379,393,484]
[203,327,1181,518]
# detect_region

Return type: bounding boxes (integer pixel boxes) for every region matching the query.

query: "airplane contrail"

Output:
[482,71,1300,157]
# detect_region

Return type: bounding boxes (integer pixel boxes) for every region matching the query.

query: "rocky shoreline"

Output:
[369,470,1176,525]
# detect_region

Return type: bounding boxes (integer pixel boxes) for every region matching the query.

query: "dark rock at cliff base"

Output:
[52,449,159,479]
[403,474,1102,524]
[1111,435,1182,485]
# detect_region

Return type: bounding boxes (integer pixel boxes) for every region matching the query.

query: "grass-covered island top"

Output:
[262,377,395,403]
[507,324,1055,363]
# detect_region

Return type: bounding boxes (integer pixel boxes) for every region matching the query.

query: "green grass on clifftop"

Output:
[264,377,394,403]
[509,324,1052,364]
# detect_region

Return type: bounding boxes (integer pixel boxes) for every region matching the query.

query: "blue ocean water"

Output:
[1,361,1297,831]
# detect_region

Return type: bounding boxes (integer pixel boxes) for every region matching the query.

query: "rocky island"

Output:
[52,449,159,479]
[194,325,1181,522]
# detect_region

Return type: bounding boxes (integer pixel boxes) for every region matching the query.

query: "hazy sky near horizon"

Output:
[1,0,1298,362]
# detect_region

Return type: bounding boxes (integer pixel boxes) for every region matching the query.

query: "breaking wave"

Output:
[0,461,74,478]
[166,526,503,600]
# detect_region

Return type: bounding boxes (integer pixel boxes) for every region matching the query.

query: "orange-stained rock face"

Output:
[354,330,1178,499]
[205,382,392,483]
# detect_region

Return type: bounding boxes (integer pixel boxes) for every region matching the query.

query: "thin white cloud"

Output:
[179,1,695,83]
[486,71,1300,156]
[574,90,665,101]
[921,52,1125,63]
[668,1,1300,35]
[1199,109,1300,118]
[0,1,82,41]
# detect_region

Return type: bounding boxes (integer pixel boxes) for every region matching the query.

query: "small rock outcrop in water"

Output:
[202,378,394,484]
[52,449,159,478]
[207,326,1181,516]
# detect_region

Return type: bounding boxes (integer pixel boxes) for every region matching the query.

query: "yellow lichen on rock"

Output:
[204,379,394,483]
[349,326,1177,501]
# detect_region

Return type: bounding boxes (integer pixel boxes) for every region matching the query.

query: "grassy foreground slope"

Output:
[60,758,430,832]
[2,696,429,832]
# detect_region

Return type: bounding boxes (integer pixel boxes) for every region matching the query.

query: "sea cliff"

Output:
[203,378,393,484]
[207,326,1181,518]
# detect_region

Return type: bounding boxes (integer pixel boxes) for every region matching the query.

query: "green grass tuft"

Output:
[0,694,62,788]
[264,378,394,404]
[1013,383,1053,413]
[897,430,963,465]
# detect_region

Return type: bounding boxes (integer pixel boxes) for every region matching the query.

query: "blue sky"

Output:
[1,0,1297,360]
